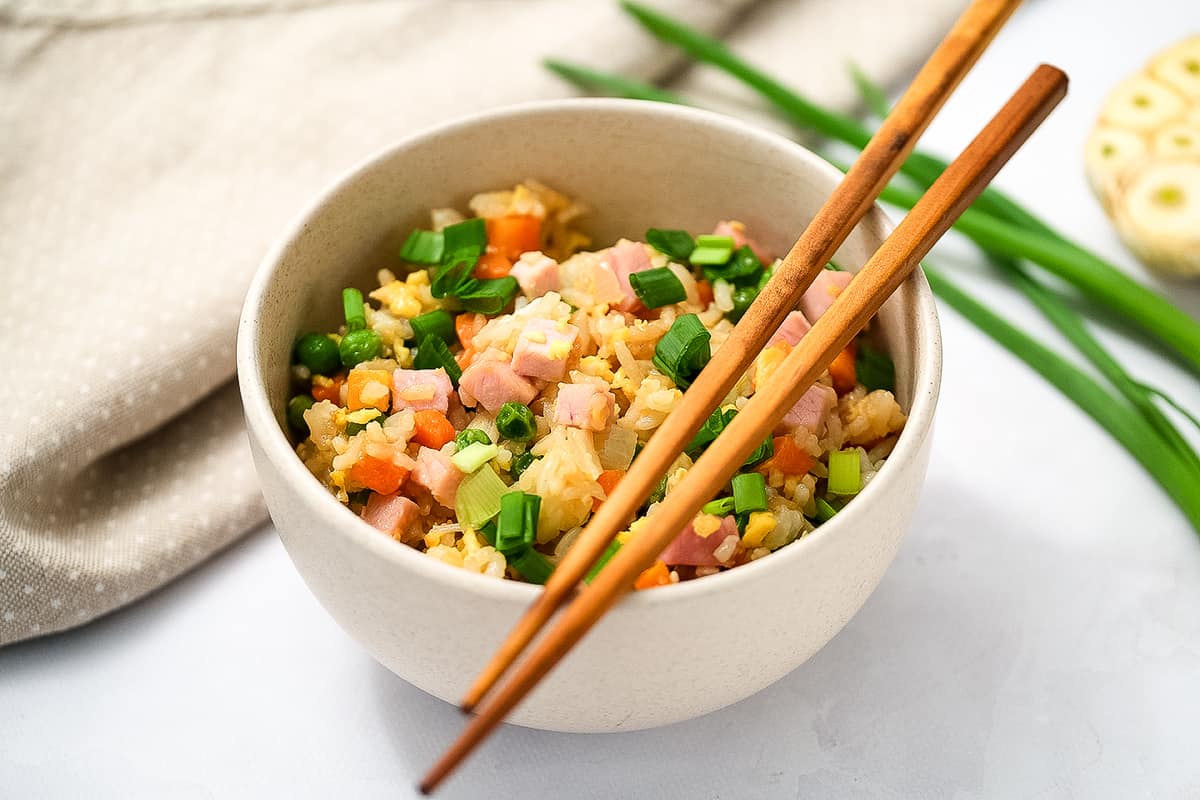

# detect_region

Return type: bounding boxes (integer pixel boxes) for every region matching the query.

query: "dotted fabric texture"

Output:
[0,0,960,647]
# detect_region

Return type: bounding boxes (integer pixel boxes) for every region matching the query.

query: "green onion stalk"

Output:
[544,0,1200,376]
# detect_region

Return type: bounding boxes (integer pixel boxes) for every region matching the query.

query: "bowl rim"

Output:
[236,97,942,611]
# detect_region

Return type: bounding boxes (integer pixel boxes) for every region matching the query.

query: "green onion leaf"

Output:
[646,228,695,261]
[409,309,456,345]
[584,539,623,583]
[510,451,538,480]
[477,520,497,546]
[454,466,508,528]
[496,402,537,442]
[814,497,839,523]
[827,450,861,496]
[744,435,774,468]
[729,285,757,323]
[342,287,367,332]
[510,548,555,585]
[703,246,763,286]
[686,407,731,456]
[399,229,445,265]
[855,342,895,391]
[459,277,519,316]
[412,335,462,387]
[450,441,498,474]
[732,472,768,513]
[690,245,733,266]
[629,267,687,308]
[455,428,492,451]
[647,475,669,505]
[702,496,736,516]
[430,254,477,299]
[653,313,711,389]
[442,218,487,258]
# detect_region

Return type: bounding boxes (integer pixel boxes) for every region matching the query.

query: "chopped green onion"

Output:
[652,313,710,389]
[825,262,843,271]
[689,245,733,265]
[629,267,687,308]
[430,254,477,299]
[459,277,519,315]
[855,342,895,391]
[647,475,668,505]
[342,287,367,331]
[409,310,456,345]
[399,229,444,265]
[827,449,861,496]
[756,265,774,291]
[286,395,314,433]
[584,539,623,583]
[704,246,763,287]
[645,228,695,261]
[495,491,535,555]
[339,329,382,368]
[814,497,839,523]
[510,451,538,480]
[496,402,537,442]
[686,407,735,457]
[729,285,757,323]
[510,548,555,585]
[442,217,487,257]
[454,465,507,528]
[695,234,734,249]
[294,333,340,375]
[413,335,462,387]
[744,435,774,468]
[450,441,498,474]
[732,472,767,513]
[477,520,497,546]
[345,409,383,436]
[702,496,736,516]
[455,428,492,451]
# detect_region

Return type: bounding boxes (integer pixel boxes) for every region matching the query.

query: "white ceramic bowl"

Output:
[237,99,941,734]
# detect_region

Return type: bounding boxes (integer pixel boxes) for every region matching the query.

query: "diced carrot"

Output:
[485,214,541,261]
[592,469,625,511]
[829,344,857,394]
[311,374,345,404]
[696,279,714,307]
[455,346,476,370]
[454,312,486,349]
[346,369,392,412]
[473,248,513,279]
[412,409,456,450]
[762,436,816,476]
[348,447,410,495]
[634,560,672,590]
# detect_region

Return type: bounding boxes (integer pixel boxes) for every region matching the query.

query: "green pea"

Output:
[729,286,758,323]
[294,332,340,375]
[339,328,382,368]
[287,395,315,433]
[455,428,492,451]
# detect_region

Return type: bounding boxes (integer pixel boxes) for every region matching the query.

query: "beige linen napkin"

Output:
[0,0,962,647]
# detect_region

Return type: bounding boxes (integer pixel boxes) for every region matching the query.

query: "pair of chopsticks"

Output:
[422,1,1066,792]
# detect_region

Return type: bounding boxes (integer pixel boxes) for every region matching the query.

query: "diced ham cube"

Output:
[391,368,453,413]
[659,516,740,567]
[775,383,837,435]
[509,252,561,298]
[600,240,652,312]
[458,358,538,413]
[511,318,579,382]
[412,446,463,508]
[767,310,811,348]
[555,382,615,431]
[800,269,853,323]
[362,493,419,539]
[713,220,773,265]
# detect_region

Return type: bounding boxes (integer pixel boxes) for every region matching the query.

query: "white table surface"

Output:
[5,2,1200,798]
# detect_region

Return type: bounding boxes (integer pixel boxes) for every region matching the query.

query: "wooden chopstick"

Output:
[423,64,1068,794]
[459,0,1024,717]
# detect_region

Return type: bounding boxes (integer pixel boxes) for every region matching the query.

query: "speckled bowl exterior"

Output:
[237,100,942,733]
